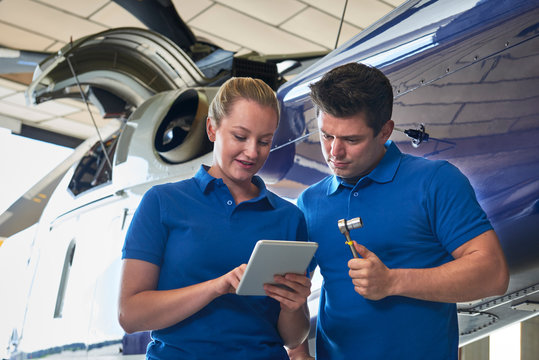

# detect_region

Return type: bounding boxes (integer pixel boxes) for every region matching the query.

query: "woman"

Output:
[119,77,311,359]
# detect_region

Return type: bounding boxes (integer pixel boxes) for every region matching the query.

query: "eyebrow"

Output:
[233,125,274,138]
[320,129,361,139]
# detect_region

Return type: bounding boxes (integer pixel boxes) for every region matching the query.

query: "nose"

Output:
[330,138,344,158]
[244,139,258,159]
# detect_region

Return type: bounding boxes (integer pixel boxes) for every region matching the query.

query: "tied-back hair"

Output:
[309,62,393,136]
[208,77,280,127]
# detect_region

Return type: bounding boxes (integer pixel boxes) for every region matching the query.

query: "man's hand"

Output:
[348,241,394,300]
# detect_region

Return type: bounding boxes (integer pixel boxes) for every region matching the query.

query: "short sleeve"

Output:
[427,162,492,254]
[297,191,319,273]
[122,187,169,266]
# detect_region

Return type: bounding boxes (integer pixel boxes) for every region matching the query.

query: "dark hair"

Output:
[309,62,393,136]
[208,77,279,128]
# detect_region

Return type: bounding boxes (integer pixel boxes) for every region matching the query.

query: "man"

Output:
[289,63,509,359]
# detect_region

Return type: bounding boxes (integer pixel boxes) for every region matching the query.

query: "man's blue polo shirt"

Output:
[123,165,307,359]
[298,141,492,360]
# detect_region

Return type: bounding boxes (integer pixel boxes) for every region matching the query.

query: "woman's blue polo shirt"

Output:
[122,165,307,359]
[298,141,492,360]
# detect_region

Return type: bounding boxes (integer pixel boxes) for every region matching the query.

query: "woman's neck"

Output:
[227,180,259,204]
[207,166,259,204]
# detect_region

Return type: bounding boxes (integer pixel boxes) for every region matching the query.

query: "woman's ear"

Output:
[206,117,216,142]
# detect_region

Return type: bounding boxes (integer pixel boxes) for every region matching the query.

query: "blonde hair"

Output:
[208,77,279,127]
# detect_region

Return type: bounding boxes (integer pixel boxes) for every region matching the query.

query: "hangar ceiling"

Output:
[0,0,406,147]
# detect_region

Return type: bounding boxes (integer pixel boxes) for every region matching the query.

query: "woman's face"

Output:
[207,98,278,187]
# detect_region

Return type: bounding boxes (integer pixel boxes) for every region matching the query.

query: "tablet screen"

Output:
[236,240,318,296]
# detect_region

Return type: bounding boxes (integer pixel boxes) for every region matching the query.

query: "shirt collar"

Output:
[195,165,275,208]
[195,165,215,192]
[327,140,402,195]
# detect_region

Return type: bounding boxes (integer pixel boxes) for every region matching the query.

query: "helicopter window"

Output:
[68,132,120,196]
[54,239,76,318]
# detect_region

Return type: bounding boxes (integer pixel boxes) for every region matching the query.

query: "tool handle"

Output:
[346,241,359,258]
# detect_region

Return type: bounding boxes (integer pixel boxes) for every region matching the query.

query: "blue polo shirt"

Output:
[123,165,307,359]
[298,141,492,360]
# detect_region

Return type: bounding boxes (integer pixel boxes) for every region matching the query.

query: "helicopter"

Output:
[0,0,538,358]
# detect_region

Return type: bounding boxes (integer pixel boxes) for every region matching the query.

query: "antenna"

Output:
[394,124,430,148]
[64,47,113,175]
[335,0,349,49]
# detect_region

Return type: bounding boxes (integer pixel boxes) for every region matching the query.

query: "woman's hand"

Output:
[213,263,247,295]
[264,273,311,312]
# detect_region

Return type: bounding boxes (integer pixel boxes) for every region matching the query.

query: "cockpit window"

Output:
[68,133,119,196]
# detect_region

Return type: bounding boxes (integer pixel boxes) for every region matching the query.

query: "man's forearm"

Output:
[390,231,509,302]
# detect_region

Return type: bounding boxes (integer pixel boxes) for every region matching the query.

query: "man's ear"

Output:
[380,120,394,142]
[206,117,216,142]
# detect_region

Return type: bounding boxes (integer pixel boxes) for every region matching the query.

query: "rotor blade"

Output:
[112,0,196,50]
[0,122,122,239]
[0,47,50,74]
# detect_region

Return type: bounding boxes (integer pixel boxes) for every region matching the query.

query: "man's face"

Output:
[318,111,393,182]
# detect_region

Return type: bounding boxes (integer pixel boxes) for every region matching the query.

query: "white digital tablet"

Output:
[236,240,318,296]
